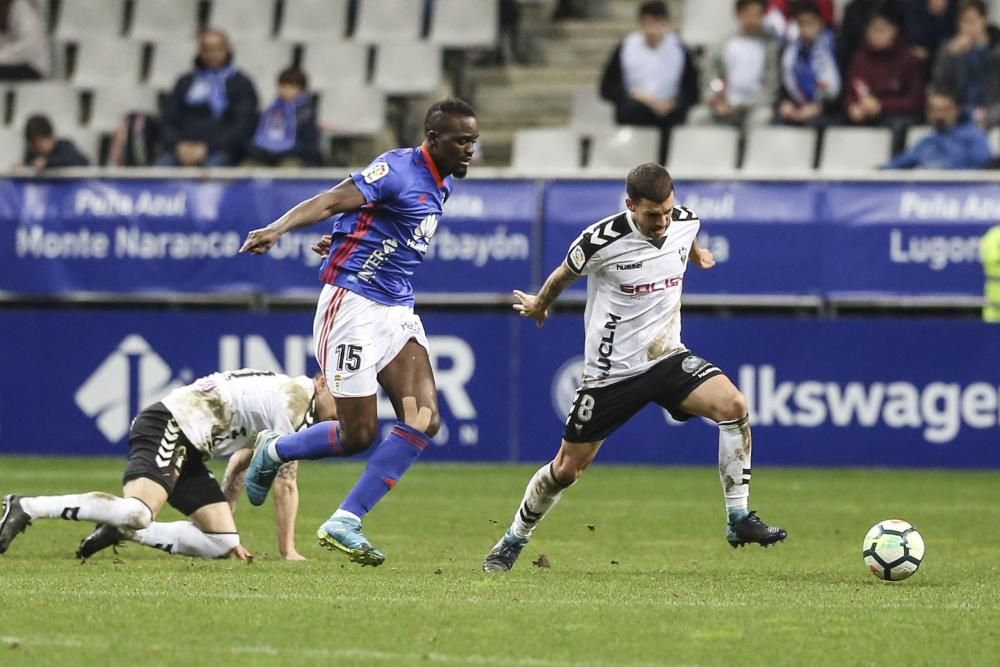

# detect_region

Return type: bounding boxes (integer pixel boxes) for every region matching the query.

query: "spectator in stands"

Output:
[932,0,1000,127]
[246,68,321,167]
[883,87,992,168]
[777,1,841,127]
[156,29,259,167]
[22,114,89,169]
[845,8,925,151]
[697,0,781,127]
[0,0,49,80]
[599,0,698,158]
[839,0,903,71]
[904,0,957,67]
[764,0,835,40]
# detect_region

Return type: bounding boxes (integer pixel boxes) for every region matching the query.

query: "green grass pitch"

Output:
[1,456,999,667]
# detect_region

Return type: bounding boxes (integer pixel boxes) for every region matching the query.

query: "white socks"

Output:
[20,493,152,530]
[719,415,752,513]
[130,521,239,559]
[509,463,574,541]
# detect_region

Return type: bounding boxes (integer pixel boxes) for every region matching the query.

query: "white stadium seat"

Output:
[568,87,617,137]
[146,39,198,90]
[742,126,817,173]
[429,0,499,48]
[316,86,386,136]
[10,83,82,131]
[60,125,103,165]
[279,0,350,41]
[300,42,369,89]
[71,39,144,87]
[681,0,737,47]
[818,127,893,173]
[588,127,659,170]
[667,125,740,172]
[229,40,296,92]
[54,0,126,40]
[207,0,276,40]
[510,128,583,175]
[373,43,442,95]
[130,0,200,41]
[354,0,422,44]
[88,86,159,132]
[0,127,23,167]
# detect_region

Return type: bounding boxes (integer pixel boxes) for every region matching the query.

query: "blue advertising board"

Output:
[1,309,997,468]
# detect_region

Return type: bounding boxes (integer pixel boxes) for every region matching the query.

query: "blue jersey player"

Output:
[239,98,478,566]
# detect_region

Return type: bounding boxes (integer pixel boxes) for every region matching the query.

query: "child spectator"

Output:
[778,0,841,126]
[246,68,321,167]
[22,114,89,169]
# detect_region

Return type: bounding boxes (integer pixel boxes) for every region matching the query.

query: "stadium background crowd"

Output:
[2,0,1000,172]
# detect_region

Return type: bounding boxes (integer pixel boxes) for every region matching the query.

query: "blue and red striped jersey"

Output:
[319,145,453,306]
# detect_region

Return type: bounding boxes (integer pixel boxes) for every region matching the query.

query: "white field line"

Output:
[0,587,996,611]
[0,635,693,667]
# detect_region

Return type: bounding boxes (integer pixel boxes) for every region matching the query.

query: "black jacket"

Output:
[161,56,259,160]
[599,38,700,117]
[24,138,89,168]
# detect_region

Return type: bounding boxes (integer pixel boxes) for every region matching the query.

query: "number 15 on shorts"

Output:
[334,344,362,372]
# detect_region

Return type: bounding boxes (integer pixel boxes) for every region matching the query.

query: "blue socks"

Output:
[340,422,430,518]
[274,421,345,461]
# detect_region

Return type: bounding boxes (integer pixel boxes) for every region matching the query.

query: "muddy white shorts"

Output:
[312,284,430,397]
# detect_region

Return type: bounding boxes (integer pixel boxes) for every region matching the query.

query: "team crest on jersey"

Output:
[361,161,390,184]
[678,246,688,264]
[681,356,707,374]
[568,245,586,272]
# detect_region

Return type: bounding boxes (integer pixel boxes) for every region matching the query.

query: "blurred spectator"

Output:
[22,114,89,168]
[246,68,321,167]
[903,0,956,65]
[845,9,925,150]
[599,2,698,133]
[156,29,259,167]
[0,0,49,80]
[778,1,841,126]
[981,223,1000,322]
[932,0,1000,127]
[839,0,903,71]
[883,87,991,168]
[695,0,780,127]
[764,0,835,40]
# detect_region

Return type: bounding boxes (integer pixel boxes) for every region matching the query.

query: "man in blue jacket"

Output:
[884,88,993,169]
[156,29,259,167]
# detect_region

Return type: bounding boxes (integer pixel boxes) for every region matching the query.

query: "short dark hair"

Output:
[959,0,987,18]
[424,97,476,134]
[24,114,54,142]
[869,1,904,27]
[638,1,668,19]
[791,0,822,19]
[278,67,308,89]
[736,0,766,12]
[626,163,674,203]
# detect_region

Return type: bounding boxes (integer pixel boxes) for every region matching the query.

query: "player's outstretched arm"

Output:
[514,262,579,327]
[690,238,716,269]
[239,178,367,255]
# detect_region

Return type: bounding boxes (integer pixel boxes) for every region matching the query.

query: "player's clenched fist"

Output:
[513,289,549,327]
[311,234,332,258]
[240,227,282,254]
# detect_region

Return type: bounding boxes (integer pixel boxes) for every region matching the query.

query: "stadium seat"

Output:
[568,87,616,137]
[373,43,442,95]
[818,127,893,173]
[989,127,1000,156]
[742,126,817,173]
[88,86,159,132]
[0,128,23,167]
[146,39,198,90]
[279,0,350,41]
[904,125,932,150]
[60,125,103,165]
[681,0,737,47]
[54,0,126,40]
[207,0,276,40]
[130,0,200,41]
[316,86,386,136]
[71,40,143,87]
[588,127,659,171]
[510,128,583,174]
[10,83,82,131]
[229,40,296,92]
[429,0,499,48]
[300,42,369,89]
[667,126,740,172]
[354,0,423,44]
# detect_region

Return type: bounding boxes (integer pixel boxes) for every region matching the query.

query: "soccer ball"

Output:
[862,519,924,581]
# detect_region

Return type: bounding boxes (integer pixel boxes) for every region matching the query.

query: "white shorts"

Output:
[312,284,430,397]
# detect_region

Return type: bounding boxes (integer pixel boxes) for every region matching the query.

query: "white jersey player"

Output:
[0,369,337,561]
[484,163,787,572]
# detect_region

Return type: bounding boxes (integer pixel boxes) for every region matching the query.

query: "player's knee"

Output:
[413,407,441,438]
[717,390,748,423]
[121,497,153,530]
[205,533,241,559]
[339,422,378,453]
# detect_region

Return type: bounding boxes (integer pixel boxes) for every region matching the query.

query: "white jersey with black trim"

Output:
[565,206,701,388]
[160,369,315,458]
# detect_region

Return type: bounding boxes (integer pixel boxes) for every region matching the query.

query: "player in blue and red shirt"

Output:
[239,98,478,566]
